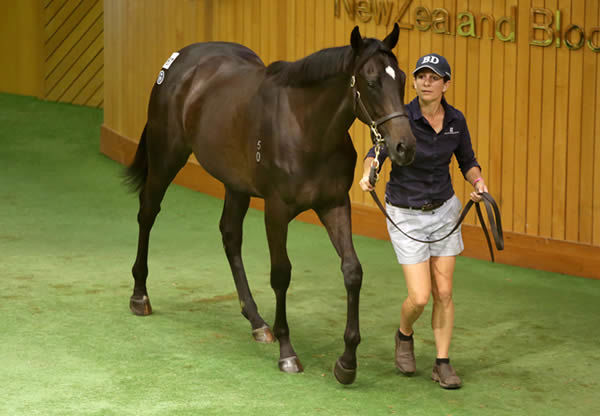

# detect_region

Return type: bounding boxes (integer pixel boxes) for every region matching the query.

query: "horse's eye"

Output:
[367,80,378,88]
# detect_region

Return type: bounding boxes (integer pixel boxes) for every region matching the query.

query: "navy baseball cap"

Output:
[413,53,451,80]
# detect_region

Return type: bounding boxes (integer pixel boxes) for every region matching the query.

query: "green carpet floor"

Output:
[1,93,599,415]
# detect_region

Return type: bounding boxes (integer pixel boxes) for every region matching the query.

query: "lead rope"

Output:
[368,187,504,262]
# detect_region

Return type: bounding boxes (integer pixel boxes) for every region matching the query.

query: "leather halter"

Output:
[350,75,407,146]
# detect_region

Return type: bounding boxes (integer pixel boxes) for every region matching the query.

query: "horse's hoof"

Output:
[130,295,152,316]
[252,325,275,343]
[334,359,356,385]
[278,356,304,373]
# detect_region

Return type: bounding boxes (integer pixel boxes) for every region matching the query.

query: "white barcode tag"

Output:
[162,52,180,70]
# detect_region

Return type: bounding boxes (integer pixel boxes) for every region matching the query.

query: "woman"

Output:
[359,53,487,389]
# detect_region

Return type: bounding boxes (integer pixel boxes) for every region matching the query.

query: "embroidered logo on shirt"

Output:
[444,127,460,135]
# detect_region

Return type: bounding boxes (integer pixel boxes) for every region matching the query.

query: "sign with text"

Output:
[333,0,600,52]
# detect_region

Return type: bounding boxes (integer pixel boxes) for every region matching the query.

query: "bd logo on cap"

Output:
[422,55,439,64]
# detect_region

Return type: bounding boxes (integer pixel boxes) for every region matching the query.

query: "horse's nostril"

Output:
[396,142,407,154]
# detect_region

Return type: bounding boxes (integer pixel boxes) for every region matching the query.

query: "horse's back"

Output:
[149,42,264,103]
[178,42,265,68]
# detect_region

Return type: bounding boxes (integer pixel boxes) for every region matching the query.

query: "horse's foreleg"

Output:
[220,188,274,343]
[264,199,302,373]
[316,198,363,385]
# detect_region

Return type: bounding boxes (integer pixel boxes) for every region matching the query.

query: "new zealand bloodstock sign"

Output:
[334,0,600,52]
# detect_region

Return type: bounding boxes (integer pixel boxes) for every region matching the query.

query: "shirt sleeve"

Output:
[365,138,389,172]
[454,119,481,178]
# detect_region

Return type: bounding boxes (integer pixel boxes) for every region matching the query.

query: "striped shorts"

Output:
[385,194,464,265]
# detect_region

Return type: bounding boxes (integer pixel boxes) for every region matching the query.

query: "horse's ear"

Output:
[350,26,363,51]
[383,23,400,50]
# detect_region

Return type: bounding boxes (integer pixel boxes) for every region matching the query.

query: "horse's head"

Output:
[349,24,416,166]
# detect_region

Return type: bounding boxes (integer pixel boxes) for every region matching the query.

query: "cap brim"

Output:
[412,65,450,79]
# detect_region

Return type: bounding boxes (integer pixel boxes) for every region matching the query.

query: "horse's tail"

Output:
[123,124,148,194]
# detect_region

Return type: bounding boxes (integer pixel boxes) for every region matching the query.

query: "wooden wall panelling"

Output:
[478,0,493,226]
[0,0,44,97]
[100,0,600,273]
[539,0,558,238]
[565,1,585,242]
[464,0,482,226]
[595,3,600,246]
[46,29,103,102]
[526,0,544,236]
[501,0,517,238]
[579,0,599,244]
[45,0,69,26]
[72,65,102,106]
[43,0,103,108]
[59,48,103,103]
[452,0,469,215]
[44,0,82,51]
[513,0,531,234]
[44,0,96,60]
[489,0,505,216]
[44,12,103,99]
[553,0,571,240]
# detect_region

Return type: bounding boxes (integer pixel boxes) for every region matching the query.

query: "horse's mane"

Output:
[266,39,393,87]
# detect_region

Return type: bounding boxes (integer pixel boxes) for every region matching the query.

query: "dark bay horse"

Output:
[125,24,416,384]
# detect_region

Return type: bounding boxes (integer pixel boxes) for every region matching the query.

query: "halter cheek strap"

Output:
[350,75,407,145]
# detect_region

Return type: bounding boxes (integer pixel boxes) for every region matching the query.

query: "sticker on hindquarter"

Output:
[156,52,180,85]
[162,52,180,69]
[156,70,165,85]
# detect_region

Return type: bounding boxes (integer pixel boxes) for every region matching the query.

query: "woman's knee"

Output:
[409,293,430,309]
[432,288,453,305]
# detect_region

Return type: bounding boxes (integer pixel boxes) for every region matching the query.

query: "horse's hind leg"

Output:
[130,135,190,315]
[219,187,274,343]
[316,197,363,385]
[264,198,303,373]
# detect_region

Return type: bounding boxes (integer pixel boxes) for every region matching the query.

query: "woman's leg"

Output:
[395,260,431,374]
[429,255,456,358]
[400,260,432,335]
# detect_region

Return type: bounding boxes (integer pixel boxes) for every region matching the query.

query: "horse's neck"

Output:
[293,77,355,150]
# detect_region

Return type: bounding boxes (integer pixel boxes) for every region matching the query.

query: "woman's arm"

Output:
[464,166,488,202]
[359,157,375,191]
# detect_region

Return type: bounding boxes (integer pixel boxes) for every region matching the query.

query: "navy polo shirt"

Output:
[366,96,480,207]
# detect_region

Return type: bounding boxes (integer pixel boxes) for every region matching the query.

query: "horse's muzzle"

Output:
[388,138,415,166]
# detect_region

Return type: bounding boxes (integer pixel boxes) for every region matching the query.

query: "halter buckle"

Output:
[370,123,383,144]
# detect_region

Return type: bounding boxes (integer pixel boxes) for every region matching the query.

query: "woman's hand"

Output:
[470,179,488,202]
[359,175,375,192]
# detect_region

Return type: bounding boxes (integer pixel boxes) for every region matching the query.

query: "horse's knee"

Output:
[342,260,362,291]
[220,228,241,252]
[137,204,160,227]
[270,262,292,290]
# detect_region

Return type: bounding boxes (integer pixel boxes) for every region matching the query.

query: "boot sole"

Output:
[431,372,462,389]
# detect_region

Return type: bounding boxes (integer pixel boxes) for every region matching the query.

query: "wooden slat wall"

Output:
[0,0,44,97]
[43,0,104,108]
[103,0,600,249]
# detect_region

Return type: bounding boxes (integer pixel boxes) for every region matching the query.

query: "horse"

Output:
[125,23,416,385]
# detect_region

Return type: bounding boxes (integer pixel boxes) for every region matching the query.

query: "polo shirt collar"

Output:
[408,96,458,124]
